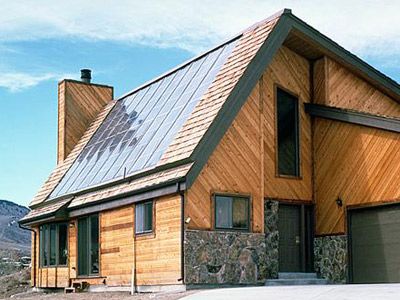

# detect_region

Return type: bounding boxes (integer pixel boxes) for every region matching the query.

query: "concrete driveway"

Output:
[181,284,400,300]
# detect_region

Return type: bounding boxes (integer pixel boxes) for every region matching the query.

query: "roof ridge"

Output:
[115,9,290,102]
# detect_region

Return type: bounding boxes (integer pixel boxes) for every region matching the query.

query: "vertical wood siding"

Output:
[186,46,313,232]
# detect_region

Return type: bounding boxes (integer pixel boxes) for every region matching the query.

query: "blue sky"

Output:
[0,1,399,206]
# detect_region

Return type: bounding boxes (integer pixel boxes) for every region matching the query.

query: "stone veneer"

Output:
[184,229,267,284]
[314,235,348,283]
[264,200,279,279]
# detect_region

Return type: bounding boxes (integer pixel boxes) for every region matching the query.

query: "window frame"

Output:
[77,214,100,277]
[274,84,301,179]
[39,222,68,268]
[135,200,154,236]
[213,193,251,232]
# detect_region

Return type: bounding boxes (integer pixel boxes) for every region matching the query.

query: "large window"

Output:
[215,195,250,230]
[39,223,68,267]
[276,87,300,177]
[135,201,153,234]
[77,215,99,276]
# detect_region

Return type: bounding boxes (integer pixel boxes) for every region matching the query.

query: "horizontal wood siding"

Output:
[135,194,182,285]
[100,206,134,286]
[314,118,400,235]
[186,46,312,232]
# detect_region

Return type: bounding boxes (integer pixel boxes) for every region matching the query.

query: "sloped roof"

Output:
[23,8,400,224]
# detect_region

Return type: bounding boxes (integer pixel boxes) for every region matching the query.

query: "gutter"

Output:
[178,182,185,284]
[18,223,36,287]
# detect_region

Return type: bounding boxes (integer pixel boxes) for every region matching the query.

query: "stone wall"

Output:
[264,200,279,279]
[314,235,347,283]
[184,230,267,284]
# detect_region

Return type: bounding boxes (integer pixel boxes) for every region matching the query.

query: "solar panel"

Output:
[50,38,238,198]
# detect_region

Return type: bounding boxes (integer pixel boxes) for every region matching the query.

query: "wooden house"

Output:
[20,9,400,290]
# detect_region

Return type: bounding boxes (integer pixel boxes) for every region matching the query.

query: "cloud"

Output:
[0,72,74,92]
[0,0,398,56]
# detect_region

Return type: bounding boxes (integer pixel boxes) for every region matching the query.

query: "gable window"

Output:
[39,223,68,267]
[135,201,153,234]
[214,195,250,230]
[77,214,99,276]
[276,87,300,177]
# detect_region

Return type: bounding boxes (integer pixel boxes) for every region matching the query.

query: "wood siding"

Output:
[135,194,182,285]
[186,46,312,232]
[57,80,113,163]
[34,194,181,288]
[314,118,400,235]
[314,57,400,118]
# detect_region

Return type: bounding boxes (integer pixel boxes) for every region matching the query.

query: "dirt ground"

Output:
[6,290,198,300]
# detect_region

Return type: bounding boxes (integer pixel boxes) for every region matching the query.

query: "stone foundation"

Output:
[184,230,267,284]
[264,200,279,279]
[314,235,347,283]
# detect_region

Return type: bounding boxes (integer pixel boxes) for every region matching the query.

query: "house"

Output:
[19,9,400,291]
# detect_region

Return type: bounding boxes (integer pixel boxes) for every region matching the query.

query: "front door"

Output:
[279,204,301,272]
[77,214,99,276]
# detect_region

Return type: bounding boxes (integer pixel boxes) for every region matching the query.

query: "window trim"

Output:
[274,84,302,179]
[39,222,68,268]
[134,200,155,236]
[77,214,100,277]
[212,193,251,232]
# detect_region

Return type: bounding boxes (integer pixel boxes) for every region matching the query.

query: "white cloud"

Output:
[0,0,398,55]
[0,0,398,91]
[0,72,74,92]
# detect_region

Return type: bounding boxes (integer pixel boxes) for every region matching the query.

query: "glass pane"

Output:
[49,224,56,265]
[215,196,232,229]
[58,223,68,265]
[232,197,249,229]
[135,203,144,233]
[144,202,153,232]
[277,88,299,176]
[90,215,99,275]
[40,226,46,267]
[78,218,88,276]
[43,225,49,266]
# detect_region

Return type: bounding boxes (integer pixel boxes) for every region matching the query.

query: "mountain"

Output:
[0,200,30,253]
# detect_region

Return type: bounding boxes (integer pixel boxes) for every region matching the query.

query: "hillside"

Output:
[0,200,30,253]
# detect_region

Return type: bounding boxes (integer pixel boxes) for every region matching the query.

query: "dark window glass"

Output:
[277,88,300,176]
[58,224,68,265]
[78,218,88,275]
[135,201,153,234]
[90,215,99,274]
[39,223,68,267]
[78,215,99,276]
[215,195,249,230]
[49,224,56,265]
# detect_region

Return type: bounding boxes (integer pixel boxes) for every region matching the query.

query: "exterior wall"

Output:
[186,46,312,233]
[184,230,266,284]
[314,235,347,283]
[263,200,279,279]
[135,194,182,286]
[33,194,182,288]
[314,119,400,234]
[314,57,400,118]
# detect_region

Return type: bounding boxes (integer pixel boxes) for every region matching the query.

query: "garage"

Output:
[349,204,400,283]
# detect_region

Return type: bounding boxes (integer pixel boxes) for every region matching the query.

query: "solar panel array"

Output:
[50,39,238,198]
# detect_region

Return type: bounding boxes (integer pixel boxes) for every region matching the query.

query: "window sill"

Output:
[39,265,68,269]
[275,174,302,180]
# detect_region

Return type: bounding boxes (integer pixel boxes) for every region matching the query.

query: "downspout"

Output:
[178,182,185,284]
[19,223,36,287]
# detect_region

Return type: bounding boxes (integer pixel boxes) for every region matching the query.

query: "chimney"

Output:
[57,70,113,164]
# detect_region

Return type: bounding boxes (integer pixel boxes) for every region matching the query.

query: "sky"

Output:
[0,1,399,207]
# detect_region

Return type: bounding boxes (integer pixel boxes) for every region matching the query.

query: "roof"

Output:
[22,9,400,225]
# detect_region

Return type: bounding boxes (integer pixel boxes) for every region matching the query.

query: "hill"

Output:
[0,200,30,253]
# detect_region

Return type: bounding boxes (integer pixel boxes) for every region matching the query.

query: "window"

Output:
[276,87,300,177]
[77,214,99,276]
[215,195,249,230]
[39,223,68,267]
[135,201,153,234]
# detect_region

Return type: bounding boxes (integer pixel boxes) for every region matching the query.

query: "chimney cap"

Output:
[80,69,92,83]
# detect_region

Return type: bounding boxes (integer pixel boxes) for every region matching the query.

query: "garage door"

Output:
[350,204,400,283]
